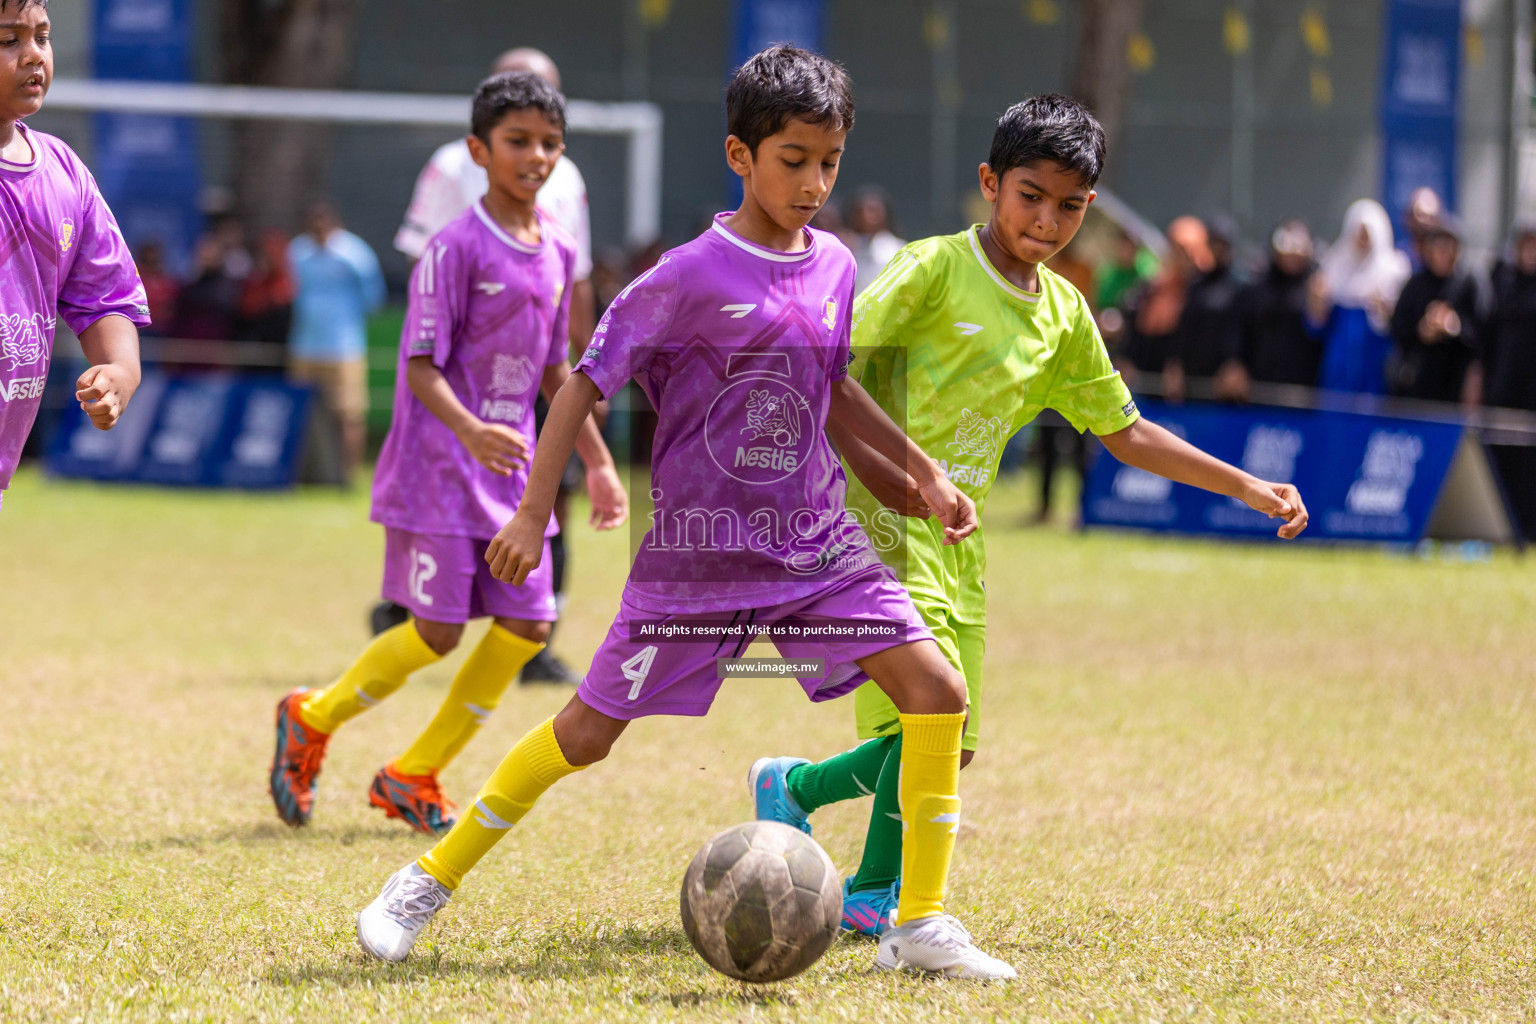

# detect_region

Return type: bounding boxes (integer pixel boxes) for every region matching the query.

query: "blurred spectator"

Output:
[136,242,179,338]
[1093,227,1155,347]
[1225,219,1322,398]
[1403,186,1443,270]
[1172,213,1245,393]
[287,202,384,475]
[810,198,845,237]
[1311,198,1409,395]
[172,232,241,341]
[846,185,906,295]
[1389,215,1485,403]
[1485,223,1536,412]
[1122,216,1212,395]
[1047,234,1095,302]
[213,215,254,283]
[239,229,295,357]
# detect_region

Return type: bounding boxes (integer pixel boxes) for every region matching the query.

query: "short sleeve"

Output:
[395,146,468,259]
[547,244,576,366]
[576,255,677,399]
[57,170,151,336]
[849,247,927,377]
[401,237,467,368]
[1046,299,1140,435]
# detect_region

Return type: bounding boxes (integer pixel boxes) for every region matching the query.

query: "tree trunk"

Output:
[222,0,363,232]
[1072,0,1144,172]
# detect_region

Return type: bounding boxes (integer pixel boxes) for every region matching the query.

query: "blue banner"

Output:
[728,0,827,204]
[733,0,826,67]
[92,0,202,270]
[47,371,314,490]
[1379,0,1461,244]
[1081,401,1465,543]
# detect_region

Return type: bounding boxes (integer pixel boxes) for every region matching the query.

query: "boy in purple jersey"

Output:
[0,0,148,510]
[269,73,627,835]
[353,46,1017,981]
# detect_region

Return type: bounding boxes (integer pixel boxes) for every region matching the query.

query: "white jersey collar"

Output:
[967,226,1042,304]
[710,213,815,263]
[0,121,41,174]
[474,200,544,255]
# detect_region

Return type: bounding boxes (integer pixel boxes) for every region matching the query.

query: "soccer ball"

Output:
[679,821,842,983]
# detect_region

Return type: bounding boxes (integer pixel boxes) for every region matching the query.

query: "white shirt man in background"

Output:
[381,46,594,685]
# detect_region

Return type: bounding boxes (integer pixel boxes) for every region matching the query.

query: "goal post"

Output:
[44,78,664,247]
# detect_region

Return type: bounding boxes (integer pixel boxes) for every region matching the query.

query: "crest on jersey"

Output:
[946,408,1007,463]
[59,219,74,254]
[489,353,538,397]
[0,313,51,372]
[821,297,838,331]
[704,352,815,485]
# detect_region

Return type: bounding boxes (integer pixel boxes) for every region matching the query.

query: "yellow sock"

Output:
[298,622,441,734]
[893,712,965,925]
[394,625,545,777]
[418,716,583,889]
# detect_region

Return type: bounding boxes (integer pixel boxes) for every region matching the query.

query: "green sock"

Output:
[848,732,904,894]
[786,736,897,813]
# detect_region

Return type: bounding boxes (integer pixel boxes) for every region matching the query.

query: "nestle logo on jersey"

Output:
[480,398,527,421]
[734,446,799,472]
[0,375,47,402]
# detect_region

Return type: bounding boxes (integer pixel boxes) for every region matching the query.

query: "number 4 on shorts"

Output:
[622,645,658,701]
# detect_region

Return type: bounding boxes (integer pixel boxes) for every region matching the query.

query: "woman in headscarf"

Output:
[1310,198,1410,394]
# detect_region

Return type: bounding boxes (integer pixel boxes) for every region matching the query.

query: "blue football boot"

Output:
[840,878,900,937]
[748,756,812,834]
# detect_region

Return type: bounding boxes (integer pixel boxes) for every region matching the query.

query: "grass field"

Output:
[3,464,1535,1023]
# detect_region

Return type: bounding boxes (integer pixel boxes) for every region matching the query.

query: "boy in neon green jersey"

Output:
[750,94,1309,935]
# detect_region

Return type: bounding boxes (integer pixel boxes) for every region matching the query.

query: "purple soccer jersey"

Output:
[0,124,149,501]
[576,213,883,614]
[372,202,575,539]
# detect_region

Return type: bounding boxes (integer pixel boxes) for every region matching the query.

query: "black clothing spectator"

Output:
[1235,221,1322,387]
[1389,220,1484,402]
[1486,240,1536,412]
[1175,259,1243,377]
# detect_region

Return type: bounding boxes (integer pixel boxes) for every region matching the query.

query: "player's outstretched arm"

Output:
[405,355,529,475]
[540,361,628,530]
[827,375,976,545]
[1098,418,1309,539]
[75,314,141,431]
[487,371,602,584]
[825,419,930,518]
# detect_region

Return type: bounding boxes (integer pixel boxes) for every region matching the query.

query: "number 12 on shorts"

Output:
[622,645,658,701]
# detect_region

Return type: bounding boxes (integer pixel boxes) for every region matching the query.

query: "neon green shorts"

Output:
[854,595,984,751]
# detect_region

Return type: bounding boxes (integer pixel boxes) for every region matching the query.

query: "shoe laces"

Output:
[910,913,974,951]
[292,731,327,785]
[385,872,449,924]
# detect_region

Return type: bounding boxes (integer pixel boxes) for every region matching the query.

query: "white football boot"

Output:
[356,863,452,962]
[876,913,1018,980]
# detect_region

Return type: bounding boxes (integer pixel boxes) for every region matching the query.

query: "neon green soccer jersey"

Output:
[846,225,1141,625]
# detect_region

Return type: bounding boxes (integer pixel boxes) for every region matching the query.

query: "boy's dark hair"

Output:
[0,0,49,11]
[988,93,1106,188]
[471,71,566,141]
[726,44,854,154]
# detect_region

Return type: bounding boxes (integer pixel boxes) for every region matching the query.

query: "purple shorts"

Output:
[577,574,934,720]
[382,527,557,625]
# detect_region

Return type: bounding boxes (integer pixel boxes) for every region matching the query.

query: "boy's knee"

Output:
[552,699,626,767]
[494,617,552,645]
[931,665,968,715]
[412,619,463,657]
